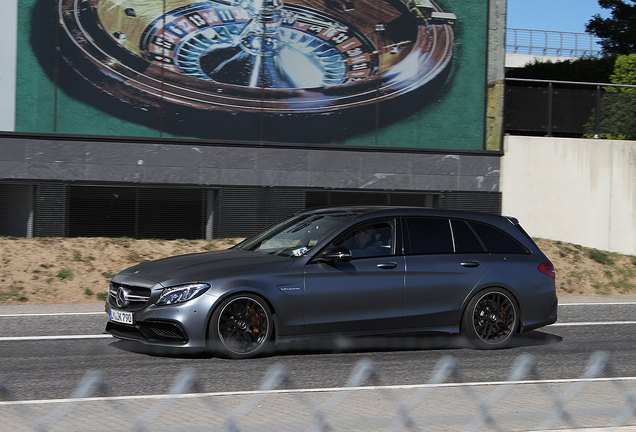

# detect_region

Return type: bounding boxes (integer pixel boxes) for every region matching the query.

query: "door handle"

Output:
[377,262,398,269]
[460,261,480,268]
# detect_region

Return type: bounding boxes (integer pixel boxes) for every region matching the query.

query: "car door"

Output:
[403,217,491,331]
[303,219,405,334]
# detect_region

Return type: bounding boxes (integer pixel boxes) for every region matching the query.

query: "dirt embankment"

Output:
[0,237,239,305]
[0,237,634,305]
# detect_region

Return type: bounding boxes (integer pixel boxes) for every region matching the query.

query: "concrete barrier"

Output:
[501,135,636,255]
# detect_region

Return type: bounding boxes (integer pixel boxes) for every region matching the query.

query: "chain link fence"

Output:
[1,351,636,431]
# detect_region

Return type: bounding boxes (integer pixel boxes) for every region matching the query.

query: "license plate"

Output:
[110,308,134,325]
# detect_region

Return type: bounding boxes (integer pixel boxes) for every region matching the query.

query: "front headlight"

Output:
[156,283,210,306]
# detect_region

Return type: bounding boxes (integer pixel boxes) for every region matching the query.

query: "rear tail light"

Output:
[538,262,555,278]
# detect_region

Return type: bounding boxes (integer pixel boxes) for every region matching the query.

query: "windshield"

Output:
[237,212,359,257]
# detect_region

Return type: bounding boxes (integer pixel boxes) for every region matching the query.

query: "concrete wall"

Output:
[501,135,636,255]
[505,53,579,69]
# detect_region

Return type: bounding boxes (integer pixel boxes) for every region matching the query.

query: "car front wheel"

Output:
[209,294,273,359]
[462,288,518,349]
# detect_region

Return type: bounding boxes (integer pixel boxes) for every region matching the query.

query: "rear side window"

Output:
[405,218,454,254]
[451,220,485,253]
[468,222,529,254]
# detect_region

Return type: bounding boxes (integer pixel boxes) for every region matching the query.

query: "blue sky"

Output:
[507,0,610,33]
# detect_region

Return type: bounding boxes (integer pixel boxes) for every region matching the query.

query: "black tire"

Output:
[461,288,519,349]
[209,294,273,359]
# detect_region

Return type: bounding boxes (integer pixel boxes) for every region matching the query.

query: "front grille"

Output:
[106,320,188,344]
[108,283,151,311]
[106,322,144,340]
[147,321,188,341]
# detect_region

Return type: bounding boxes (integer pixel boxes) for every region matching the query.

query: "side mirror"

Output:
[317,247,353,263]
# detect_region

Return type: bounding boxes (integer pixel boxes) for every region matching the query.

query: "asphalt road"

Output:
[1,296,635,402]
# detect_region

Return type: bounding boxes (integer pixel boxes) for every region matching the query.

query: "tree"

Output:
[611,52,636,83]
[586,0,636,55]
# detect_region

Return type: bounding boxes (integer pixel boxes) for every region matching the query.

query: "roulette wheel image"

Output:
[56,0,456,141]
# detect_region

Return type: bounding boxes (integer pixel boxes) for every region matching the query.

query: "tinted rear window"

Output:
[468,222,529,254]
[405,218,454,254]
[451,220,485,253]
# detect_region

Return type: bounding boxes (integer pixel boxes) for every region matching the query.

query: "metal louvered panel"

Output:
[67,185,205,239]
[0,184,34,237]
[388,193,439,208]
[68,185,137,238]
[35,183,67,237]
[325,191,388,206]
[137,187,205,240]
[306,190,441,209]
[216,188,306,238]
[262,188,306,225]
[16,183,502,240]
[439,191,501,214]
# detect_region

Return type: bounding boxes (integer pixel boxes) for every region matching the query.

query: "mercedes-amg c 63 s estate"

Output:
[105,206,557,358]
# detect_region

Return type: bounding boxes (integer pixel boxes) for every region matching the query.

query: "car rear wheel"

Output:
[209,294,272,359]
[462,288,518,349]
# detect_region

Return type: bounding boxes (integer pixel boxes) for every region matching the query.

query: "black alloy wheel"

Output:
[462,289,518,349]
[210,294,273,359]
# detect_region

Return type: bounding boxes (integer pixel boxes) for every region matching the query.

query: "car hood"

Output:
[115,249,294,286]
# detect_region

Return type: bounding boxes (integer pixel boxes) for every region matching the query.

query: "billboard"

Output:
[10,0,489,150]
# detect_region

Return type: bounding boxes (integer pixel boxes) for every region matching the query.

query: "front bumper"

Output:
[105,293,219,350]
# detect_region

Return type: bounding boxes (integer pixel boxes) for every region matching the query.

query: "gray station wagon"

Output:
[105,206,557,358]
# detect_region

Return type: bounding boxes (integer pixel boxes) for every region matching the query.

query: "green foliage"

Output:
[506,56,616,83]
[588,250,614,265]
[107,238,132,248]
[611,53,636,83]
[0,283,28,303]
[101,271,115,279]
[592,54,636,139]
[84,288,94,296]
[56,268,74,280]
[126,251,144,262]
[586,0,636,55]
[96,292,108,301]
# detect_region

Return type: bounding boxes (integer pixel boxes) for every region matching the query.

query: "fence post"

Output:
[595,85,601,138]
[547,82,553,137]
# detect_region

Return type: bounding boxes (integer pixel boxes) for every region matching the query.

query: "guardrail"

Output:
[1,351,635,431]
[506,28,602,58]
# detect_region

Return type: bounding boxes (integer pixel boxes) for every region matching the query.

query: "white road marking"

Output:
[0,335,113,341]
[560,302,636,306]
[0,312,105,317]
[1,376,636,406]
[550,321,636,327]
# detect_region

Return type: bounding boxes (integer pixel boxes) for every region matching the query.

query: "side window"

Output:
[405,217,453,254]
[468,222,529,254]
[335,221,395,258]
[451,220,486,253]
